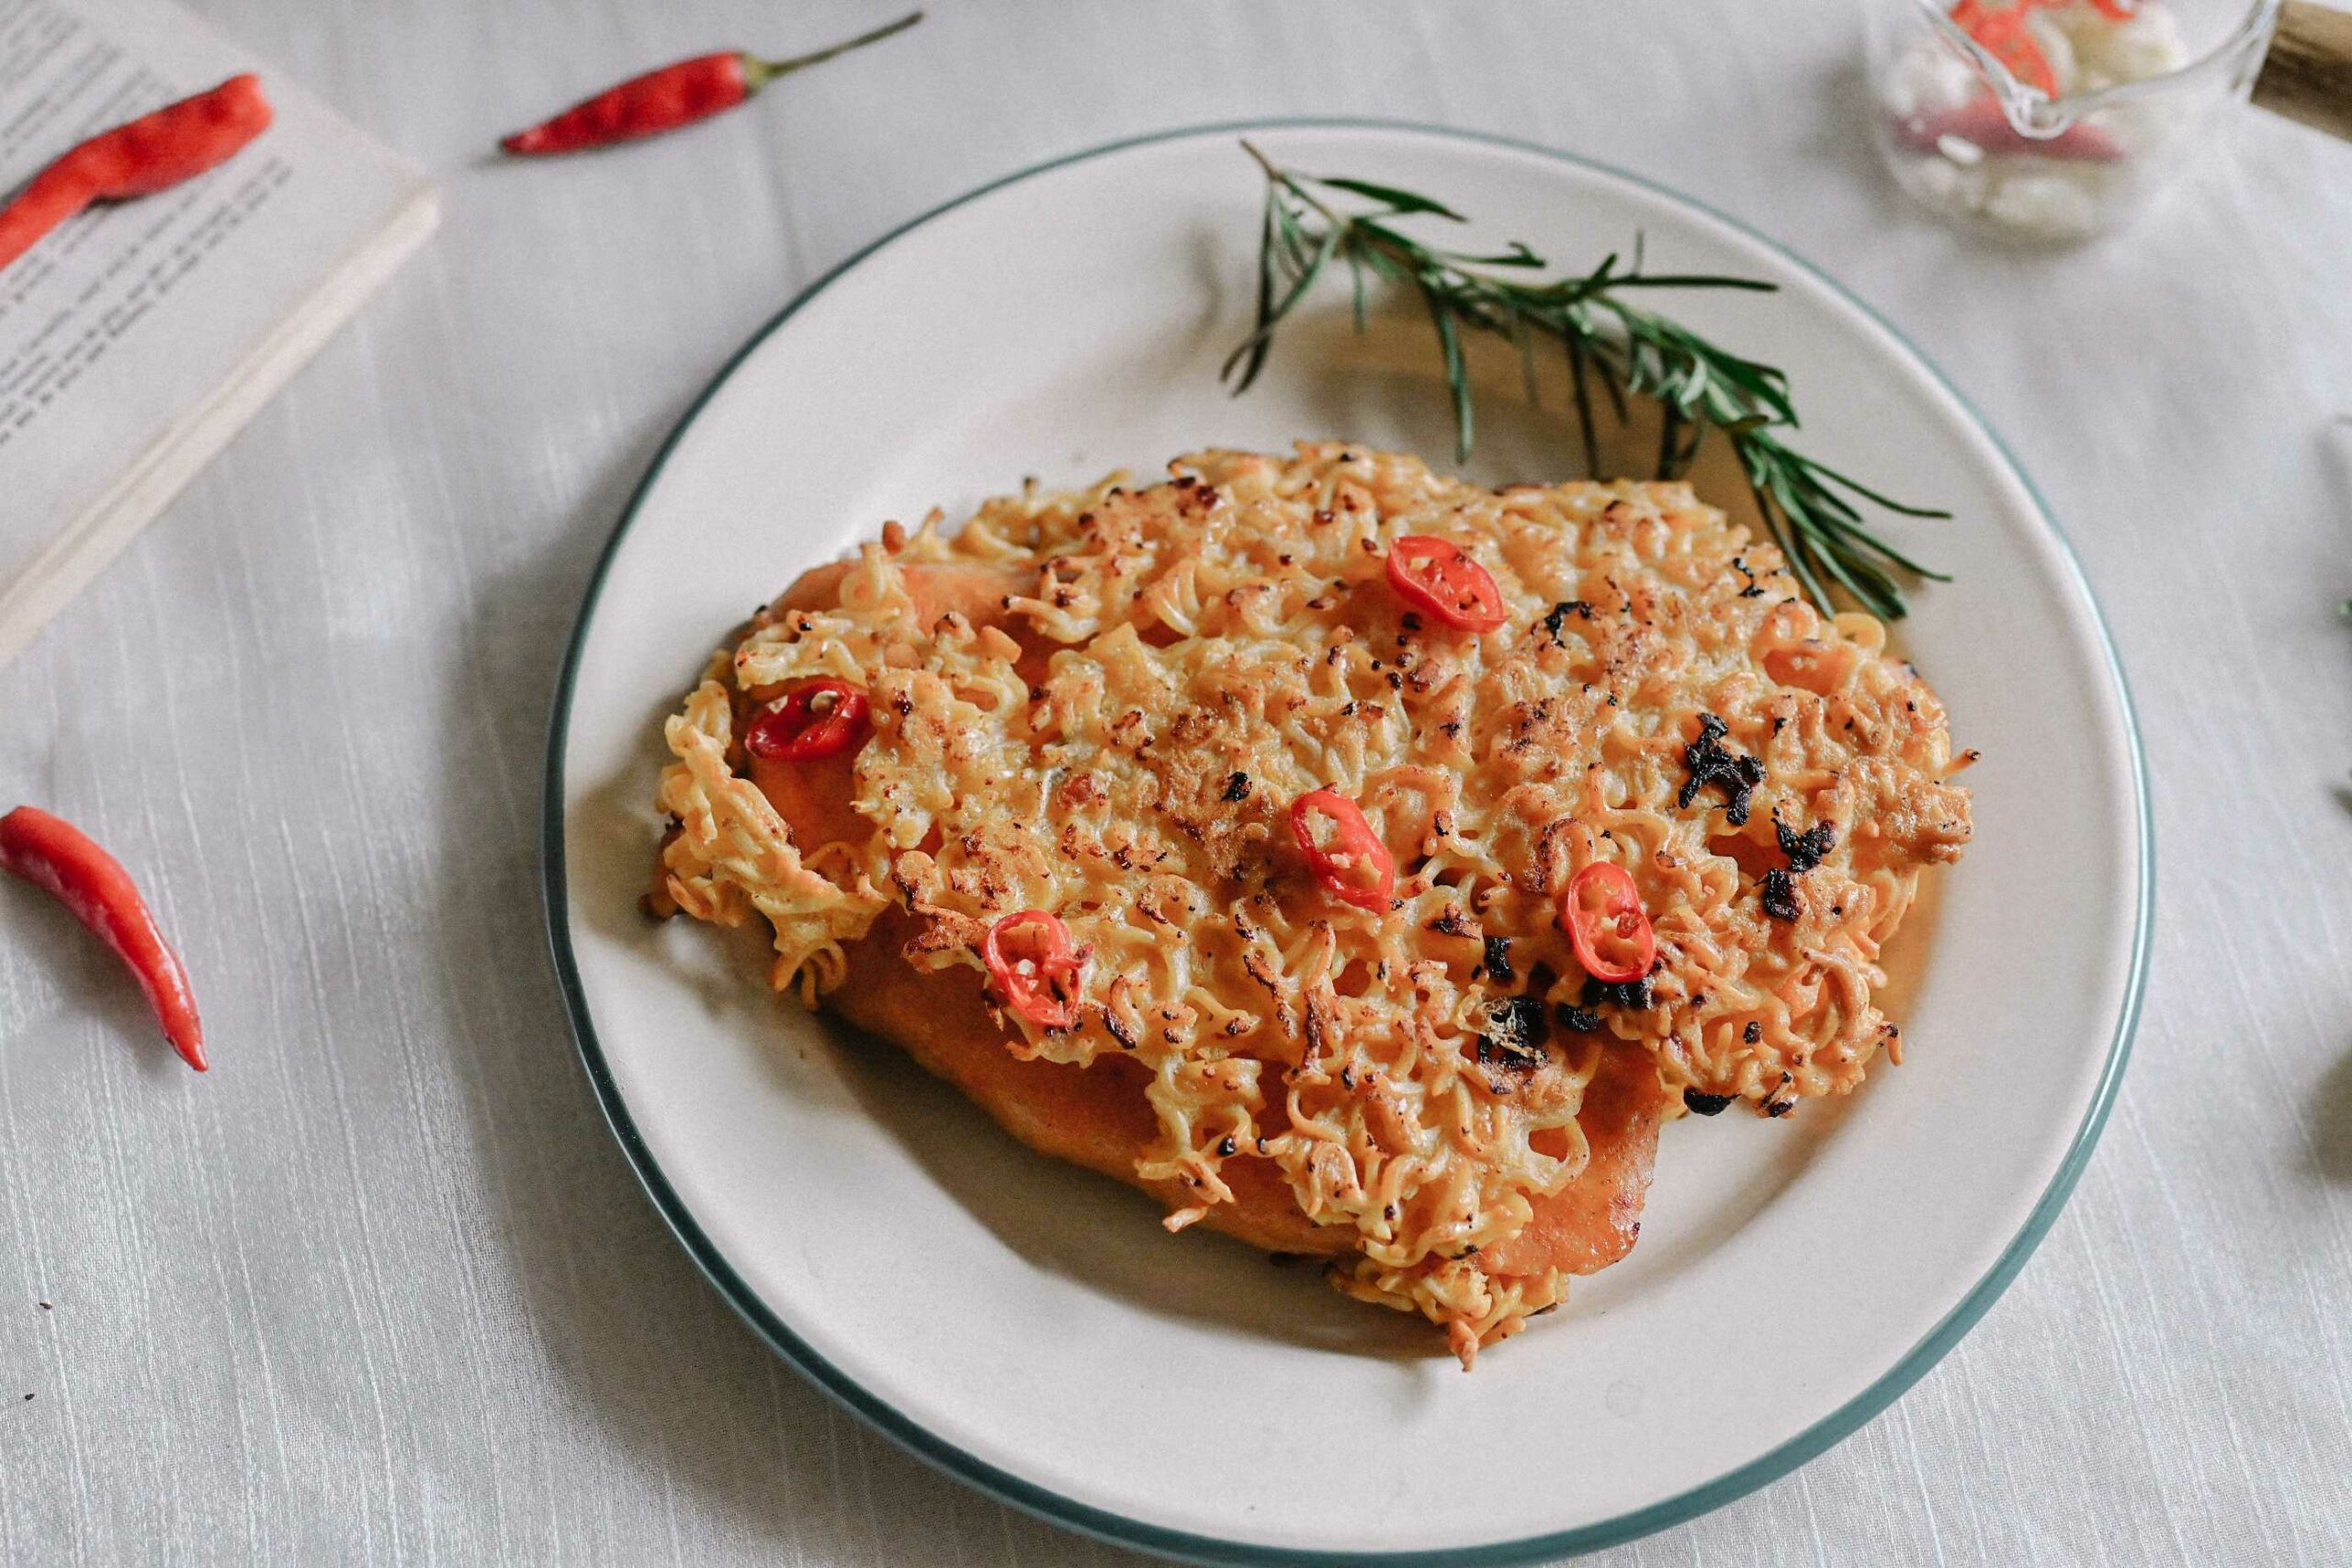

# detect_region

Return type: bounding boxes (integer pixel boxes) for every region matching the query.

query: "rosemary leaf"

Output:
[1229,182,1282,396]
[1566,333,1602,479]
[1221,223,1340,390]
[1313,176,1465,220]
[1456,241,1548,268]
[1510,312,1543,411]
[1791,452,1954,520]
[1426,288,1475,462]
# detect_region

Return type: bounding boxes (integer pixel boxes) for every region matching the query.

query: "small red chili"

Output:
[1560,860,1657,986]
[0,75,273,275]
[1289,789,1396,912]
[0,807,205,1072]
[982,909,1086,1030]
[745,680,869,761]
[499,12,922,155]
[1385,536,1509,632]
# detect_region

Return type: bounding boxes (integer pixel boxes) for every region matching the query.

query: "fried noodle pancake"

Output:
[650,445,1973,1364]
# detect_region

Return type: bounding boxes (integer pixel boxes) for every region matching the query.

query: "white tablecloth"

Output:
[4,3,2348,1562]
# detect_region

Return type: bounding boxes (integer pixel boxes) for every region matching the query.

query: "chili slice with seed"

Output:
[745,679,868,761]
[982,909,1085,1030]
[1560,860,1657,985]
[1289,788,1396,911]
[1385,536,1508,632]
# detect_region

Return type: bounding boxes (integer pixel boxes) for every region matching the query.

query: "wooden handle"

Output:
[2254,1,2352,141]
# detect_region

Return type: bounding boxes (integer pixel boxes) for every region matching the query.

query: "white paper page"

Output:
[0,0,431,596]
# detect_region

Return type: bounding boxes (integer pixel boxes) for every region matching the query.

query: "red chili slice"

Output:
[1950,1,2059,96]
[1560,861,1657,985]
[982,909,1086,1030]
[1385,536,1508,632]
[1894,100,2124,162]
[1289,788,1396,912]
[745,679,868,761]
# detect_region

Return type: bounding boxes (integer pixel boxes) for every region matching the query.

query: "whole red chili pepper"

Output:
[1,807,205,1072]
[0,74,273,275]
[499,12,923,156]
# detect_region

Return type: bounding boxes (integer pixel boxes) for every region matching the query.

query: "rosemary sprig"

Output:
[1223,141,1950,619]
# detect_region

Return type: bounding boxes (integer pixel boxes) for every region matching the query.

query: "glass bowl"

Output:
[1863,0,2282,243]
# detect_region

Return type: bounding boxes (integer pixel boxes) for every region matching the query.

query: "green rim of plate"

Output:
[540,118,2153,1567]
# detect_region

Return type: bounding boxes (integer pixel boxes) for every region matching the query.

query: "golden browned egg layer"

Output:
[652,444,1973,1360]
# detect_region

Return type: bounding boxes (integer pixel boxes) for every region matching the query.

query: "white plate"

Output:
[544,122,2148,1564]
